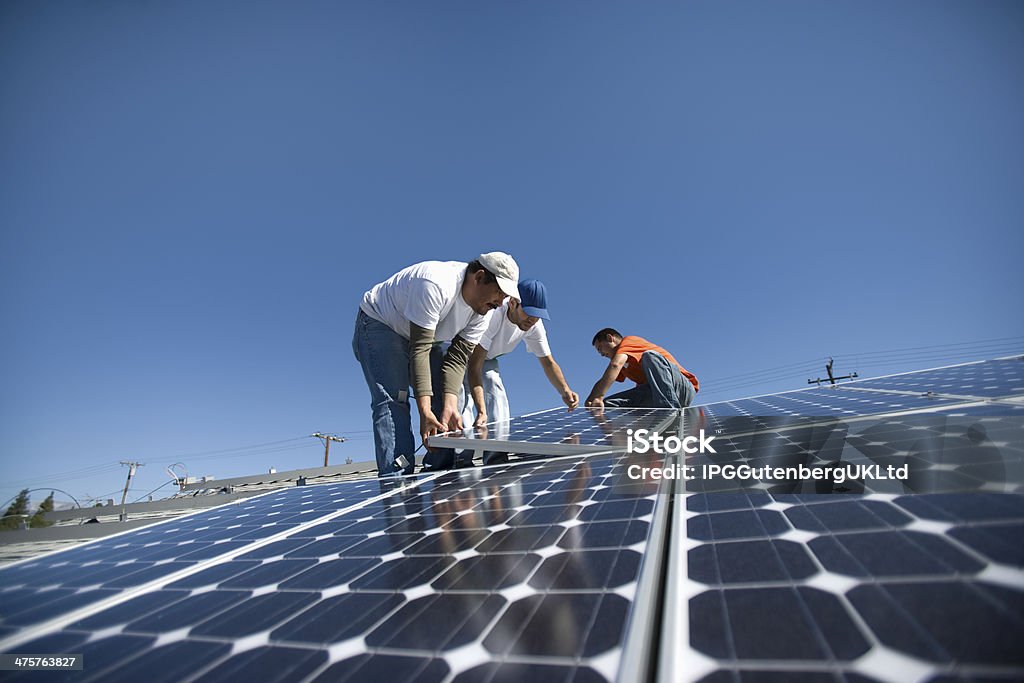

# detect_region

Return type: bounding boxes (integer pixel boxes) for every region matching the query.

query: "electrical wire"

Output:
[130,479,178,504]
[4,462,125,488]
[696,336,1024,402]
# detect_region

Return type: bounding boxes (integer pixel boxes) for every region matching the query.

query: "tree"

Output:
[29,491,55,528]
[1,489,31,531]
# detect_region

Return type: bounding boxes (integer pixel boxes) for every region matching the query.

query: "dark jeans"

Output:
[604,351,696,409]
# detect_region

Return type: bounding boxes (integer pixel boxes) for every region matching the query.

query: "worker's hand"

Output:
[419,411,446,450]
[562,388,580,411]
[439,404,463,433]
[473,411,489,429]
[585,395,604,416]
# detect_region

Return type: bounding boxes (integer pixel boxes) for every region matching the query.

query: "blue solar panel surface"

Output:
[0,480,385,633]
[685,387,962,436]
[846,357,1024,398]
[2,452,665,683]
[677,491,1024,682]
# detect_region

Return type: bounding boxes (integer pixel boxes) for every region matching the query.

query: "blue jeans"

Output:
[352,310,415,476]
[604,351,696,409]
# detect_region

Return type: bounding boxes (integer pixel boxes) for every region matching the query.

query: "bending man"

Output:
[353,253,520,475]
[585,328,699,410]
[462,279,579,463]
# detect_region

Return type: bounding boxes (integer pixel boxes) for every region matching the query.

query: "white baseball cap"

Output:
[477,252,521,300]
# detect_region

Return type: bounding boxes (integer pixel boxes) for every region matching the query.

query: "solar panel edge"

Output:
[430,407,681,455]
[424,437,619,456]
[697,399,994,444]
[0,473,446,654]
[841,385,984,401]
[656,481,719,683]
[616,474,674,682]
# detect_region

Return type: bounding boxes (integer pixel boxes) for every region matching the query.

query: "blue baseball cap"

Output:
[517,278,550,320]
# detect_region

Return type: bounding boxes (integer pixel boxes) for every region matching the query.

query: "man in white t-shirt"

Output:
[461,278,579,464]
[353,253,520,476]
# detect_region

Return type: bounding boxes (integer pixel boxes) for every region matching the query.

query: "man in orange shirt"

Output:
[585,328,699,410]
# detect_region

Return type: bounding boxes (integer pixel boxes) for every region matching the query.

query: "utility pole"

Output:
[311,433,346,467]
[119,461,143,521]
[119,461,143,506]
[808,357,859,386]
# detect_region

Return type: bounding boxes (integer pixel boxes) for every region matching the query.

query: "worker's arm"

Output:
[538,355,579,410]
[410,323,445,444]
[467,344,489,427]
[585,353,628,408]
[437,334,476,432]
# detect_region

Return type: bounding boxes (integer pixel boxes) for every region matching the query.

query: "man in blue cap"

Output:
[461,278,579,464]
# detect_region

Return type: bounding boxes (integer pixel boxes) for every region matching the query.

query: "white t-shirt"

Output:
[479,301,551,360]
[360,261,490,344]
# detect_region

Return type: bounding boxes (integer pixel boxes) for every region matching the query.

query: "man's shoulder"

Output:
[526,319,548,339]
[483,303,510,333]
[404,260,466,280]
[398,261,467,297]
[616,335,660,358]
[623,334,661,348]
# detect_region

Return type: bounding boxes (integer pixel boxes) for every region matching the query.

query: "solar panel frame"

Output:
[427,406,681,456]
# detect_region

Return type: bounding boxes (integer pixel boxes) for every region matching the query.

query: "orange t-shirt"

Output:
[614,336,700,392]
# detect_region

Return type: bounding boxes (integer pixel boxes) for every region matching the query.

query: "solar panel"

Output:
[686,386,966,436]
[654,359,1024,681]
[428,406,680,456]
[680,400,1024,496]
[660,491,1024,682]
[845,356,1024,399]
[3,356,1022,682]
[1,451,667,682]
[0,478,396,639]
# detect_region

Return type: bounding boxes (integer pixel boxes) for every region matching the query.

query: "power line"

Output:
[130,479,178,504]
[834,335,1024,358]
[3,462,125,488]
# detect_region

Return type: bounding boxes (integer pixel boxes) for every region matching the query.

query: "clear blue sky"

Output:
[2,1,1022,508]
